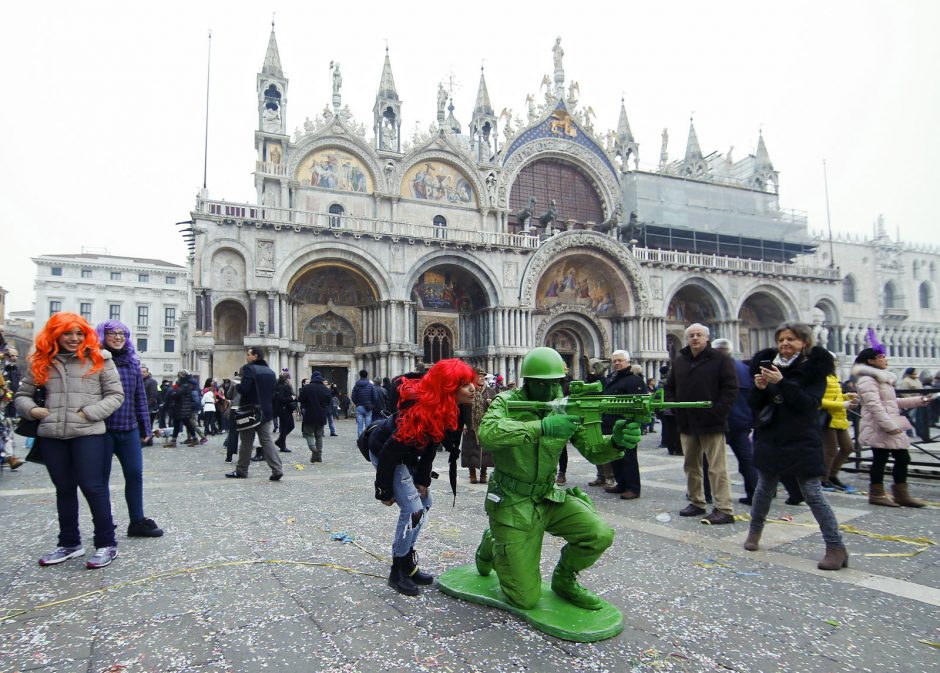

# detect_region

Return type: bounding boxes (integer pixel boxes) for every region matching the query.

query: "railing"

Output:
[882,308,910,319]
[632,246,841,280]
[163,326,176,334]
[255,161,290,177]
[197,199,540,250]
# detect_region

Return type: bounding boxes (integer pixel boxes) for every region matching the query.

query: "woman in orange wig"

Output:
[368,358,476,595]
[14,312,124,569]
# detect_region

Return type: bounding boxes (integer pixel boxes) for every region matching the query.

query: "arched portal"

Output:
[303,311,356,352]
[666,284,723,333]
[738,292,788,355]
[213,300,248,380]
[412,264,490,356]
[537,312,607,381]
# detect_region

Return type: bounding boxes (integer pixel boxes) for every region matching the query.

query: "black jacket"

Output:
[664,343,737,434]
[368,411,438,501]
[748,346,834,477]
[238,360,277,422]
[169,379,194,420]
[273,379,295,416]
[351,378,377,410]
[298,376,332,427]
[601,367,646,433]
[143,375,159,413]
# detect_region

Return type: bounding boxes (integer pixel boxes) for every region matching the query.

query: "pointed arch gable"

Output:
[520,230,650,313]
[394,148,485,209]
[289,134,383,192]
[499,103,620,214]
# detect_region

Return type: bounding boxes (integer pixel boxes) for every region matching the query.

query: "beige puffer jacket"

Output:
[14,350,124,439]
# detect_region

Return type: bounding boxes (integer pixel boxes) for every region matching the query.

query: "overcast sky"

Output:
[2,1,937,313]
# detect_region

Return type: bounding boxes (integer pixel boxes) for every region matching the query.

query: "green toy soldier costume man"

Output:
[473,347,641,610]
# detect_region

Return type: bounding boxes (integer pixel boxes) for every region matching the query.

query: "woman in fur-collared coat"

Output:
[743,322,848,571]
[853,348,933,508]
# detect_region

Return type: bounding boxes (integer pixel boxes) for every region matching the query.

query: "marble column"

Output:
[248,291,257,335]
[267,293,276,337]
[204,290,213,331]
[195,294,204,332]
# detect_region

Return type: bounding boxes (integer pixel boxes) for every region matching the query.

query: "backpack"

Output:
[357,413,394,462]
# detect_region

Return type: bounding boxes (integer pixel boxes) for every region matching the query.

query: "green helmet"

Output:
[520,347,567,379]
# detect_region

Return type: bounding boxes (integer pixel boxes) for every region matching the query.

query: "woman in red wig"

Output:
[15,312,124,569]
[368,358,476,595]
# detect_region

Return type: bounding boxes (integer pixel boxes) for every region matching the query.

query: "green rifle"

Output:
[506,380,712,447]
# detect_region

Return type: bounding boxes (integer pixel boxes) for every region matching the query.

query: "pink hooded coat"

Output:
[852,363,927,450]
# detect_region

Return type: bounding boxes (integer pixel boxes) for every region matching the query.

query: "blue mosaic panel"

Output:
[504,102,617,178]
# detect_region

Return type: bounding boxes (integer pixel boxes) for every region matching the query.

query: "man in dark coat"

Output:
[167,370,197,447]
[351,369,378,435]
[141,365,159,445]
[665,323,738,524]
[299,371,332,463]
[226,346,283,481]
[603,350,647,499]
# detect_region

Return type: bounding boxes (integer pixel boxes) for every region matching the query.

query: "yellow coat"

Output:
[819,373,849,430]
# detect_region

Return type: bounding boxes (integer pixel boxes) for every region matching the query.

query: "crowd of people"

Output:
[1,314,937,594]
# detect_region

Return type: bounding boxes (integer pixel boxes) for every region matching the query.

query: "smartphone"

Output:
[758,360,774,370]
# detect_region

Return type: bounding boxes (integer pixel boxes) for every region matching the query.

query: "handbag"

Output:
[233,366,263,431]
[14,386,46,438]
[818,409,832,429]
[25,436,44,465]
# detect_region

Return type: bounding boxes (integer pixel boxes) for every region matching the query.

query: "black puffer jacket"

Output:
[748,346,833,477]
[664,344,738,434]
[601,367,646,433]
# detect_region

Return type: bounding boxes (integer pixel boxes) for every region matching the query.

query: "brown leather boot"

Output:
[868,484,900,507]
[892,483,926,508]
[744,530,760,552]
[7,455,24,471]
[479,467,488,484]
[469,467,478,484]
[817,545,849,570]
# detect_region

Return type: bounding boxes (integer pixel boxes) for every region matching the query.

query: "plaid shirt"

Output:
[105,358,150,434]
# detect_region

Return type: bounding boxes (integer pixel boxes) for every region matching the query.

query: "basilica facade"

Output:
[184,27,940,389]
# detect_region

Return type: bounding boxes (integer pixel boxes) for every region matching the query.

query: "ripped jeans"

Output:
[369,451,432,557]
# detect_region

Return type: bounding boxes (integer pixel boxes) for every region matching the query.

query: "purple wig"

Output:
[96,320,140,365]
[865,327,886,356]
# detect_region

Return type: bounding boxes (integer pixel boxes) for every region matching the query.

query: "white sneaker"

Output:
[86,546,118,569]
[38,546,85,566]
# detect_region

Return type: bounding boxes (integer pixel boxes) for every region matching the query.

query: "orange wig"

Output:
[394,358,475,449]
[30,312,104,386]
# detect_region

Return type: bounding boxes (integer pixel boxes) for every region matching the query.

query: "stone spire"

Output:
[261,22,283,78]
[750,130,778,193]
[446,99,461,134]
[684,118,703,164]
[616,99,634,142]
[378,48,398,100]
[257,20,288,136]
[373,47,402,153]
[473,67,494,118]
[613,98,640,170]
[677,117,707,177]
[470,67,497,161]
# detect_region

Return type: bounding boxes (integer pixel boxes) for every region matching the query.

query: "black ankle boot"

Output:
[388,556,420,596]
[403,548,433,585]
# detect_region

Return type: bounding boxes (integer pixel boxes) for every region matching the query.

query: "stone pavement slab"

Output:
[1,419,939,672]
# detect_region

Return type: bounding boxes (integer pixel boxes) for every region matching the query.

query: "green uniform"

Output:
[476,386,624,610]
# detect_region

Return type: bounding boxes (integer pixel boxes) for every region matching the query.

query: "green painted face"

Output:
[524,378,563,402]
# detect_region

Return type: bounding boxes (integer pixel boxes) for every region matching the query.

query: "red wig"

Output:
[394,358,475,448]
[30,312,104,386]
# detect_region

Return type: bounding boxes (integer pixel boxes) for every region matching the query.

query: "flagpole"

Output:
[203,29,212,190]
[822,159,835,268]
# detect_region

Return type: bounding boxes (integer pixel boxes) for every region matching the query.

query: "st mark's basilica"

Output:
[184,26,940,389]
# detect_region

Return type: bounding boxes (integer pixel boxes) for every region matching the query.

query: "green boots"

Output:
[551,563,604,610]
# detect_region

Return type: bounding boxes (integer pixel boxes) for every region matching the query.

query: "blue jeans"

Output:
[327,413,336,435]
[356,405,372,436]
[370,451,431,557]
[106,429,146,523]
[749,471,843,547]
[42,434,116,549]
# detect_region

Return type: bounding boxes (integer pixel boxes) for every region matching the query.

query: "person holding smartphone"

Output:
[744,322,848,571]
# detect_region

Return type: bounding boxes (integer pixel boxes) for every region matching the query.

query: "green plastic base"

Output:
[437,564,623,642]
